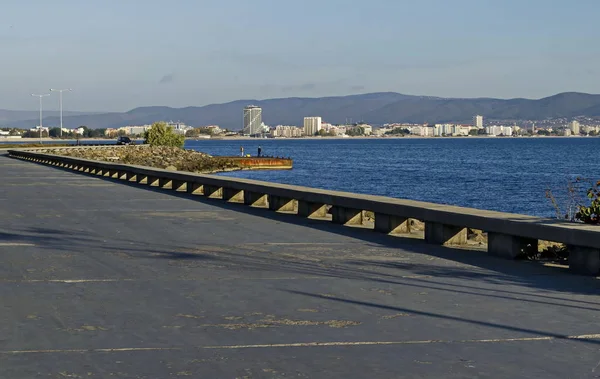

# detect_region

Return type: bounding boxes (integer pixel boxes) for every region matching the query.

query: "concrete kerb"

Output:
[8,148,600,276]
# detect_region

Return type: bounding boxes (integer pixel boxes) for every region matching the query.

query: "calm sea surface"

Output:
[185,138,600,218]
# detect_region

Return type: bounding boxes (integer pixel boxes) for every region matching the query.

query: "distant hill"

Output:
[5,92,600,130]
[0,110,98,125]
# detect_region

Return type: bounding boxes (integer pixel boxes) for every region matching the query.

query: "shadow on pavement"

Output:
[6,160,600,301]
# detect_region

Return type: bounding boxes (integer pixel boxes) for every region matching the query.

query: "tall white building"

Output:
[474,115,484,128]
[243,106,262,135]
[303,117,322,136]
[569,120,580,135]
[485,125,513,136]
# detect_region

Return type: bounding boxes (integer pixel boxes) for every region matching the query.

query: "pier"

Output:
[2,150,600,378]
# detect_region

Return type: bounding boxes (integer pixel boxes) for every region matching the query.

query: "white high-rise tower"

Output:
[243,106,262,135]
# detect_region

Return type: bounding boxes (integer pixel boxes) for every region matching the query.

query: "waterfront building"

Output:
[321,122,334,131]
[119,125,152,135]
[304,117,322,136]
[204,125,223,135]
[485,125,513,136]
[272,125,304,138]
[421,127,434,136]
[434,124,454,136]
[243,106,263,135]
[501,126,513,136]
[328,126,344,136]
[165,121,192,135]
[570,120,580,135]
[361,124,373,135]
[474,115,484,128]
[29,126,50,133]
[374,127,392,136]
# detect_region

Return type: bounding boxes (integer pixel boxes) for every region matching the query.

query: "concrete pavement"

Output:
[2,154,600,378]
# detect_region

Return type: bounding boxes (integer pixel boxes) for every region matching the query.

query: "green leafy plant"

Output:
[575,180,600,224]
[547,178,600,225]
[144,122,185,148]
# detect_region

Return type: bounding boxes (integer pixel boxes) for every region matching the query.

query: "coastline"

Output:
[1,135,594,144]
[187,135,593,140]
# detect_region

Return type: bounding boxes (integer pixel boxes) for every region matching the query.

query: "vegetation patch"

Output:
[48,146,242,174]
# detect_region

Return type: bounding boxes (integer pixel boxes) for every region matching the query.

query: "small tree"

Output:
[144,121,185,148]
[49,127,61,138]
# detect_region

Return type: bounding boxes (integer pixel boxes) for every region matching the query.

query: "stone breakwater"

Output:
[42,146,293,174]
[45,146,242,174]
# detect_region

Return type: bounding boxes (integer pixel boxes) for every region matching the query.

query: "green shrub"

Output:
[144,122,185,148]
[576,180,600,224]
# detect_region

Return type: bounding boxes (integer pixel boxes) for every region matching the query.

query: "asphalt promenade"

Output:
[2,154,600,378]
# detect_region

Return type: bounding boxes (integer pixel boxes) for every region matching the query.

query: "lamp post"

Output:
[50,88,72,138]
[31,93,50,144]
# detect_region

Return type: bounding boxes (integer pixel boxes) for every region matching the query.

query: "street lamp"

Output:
[50,88,72,138]
[31,93,50,144]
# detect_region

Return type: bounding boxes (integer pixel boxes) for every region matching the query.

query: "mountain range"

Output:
[3,92,600,130]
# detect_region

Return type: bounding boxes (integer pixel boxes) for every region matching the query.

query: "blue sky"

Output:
[1,0,599,111]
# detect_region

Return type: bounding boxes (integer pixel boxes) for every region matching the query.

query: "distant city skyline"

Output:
[2,0,600,111]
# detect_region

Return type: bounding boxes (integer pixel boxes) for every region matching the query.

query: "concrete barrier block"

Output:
[568,246,600,275]
[331,207,363,225]
[186,182,203,195]
[204,185,223,199]
[375,214,410,234]
[297,201,327,218]
[223,188,244,202]
[244,191,268,207]
[268,195,296,212]
[488,233,537,259]
[425,222,467,245]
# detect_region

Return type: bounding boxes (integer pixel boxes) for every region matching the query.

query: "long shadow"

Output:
[285,290,600,346]
[9,158,600,299]
[167,246,600,312]
[0,225,218,261]
[0,229,93,245]
[3,218,599,314]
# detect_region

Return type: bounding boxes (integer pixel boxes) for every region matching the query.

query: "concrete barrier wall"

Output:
[9,148,600,275]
